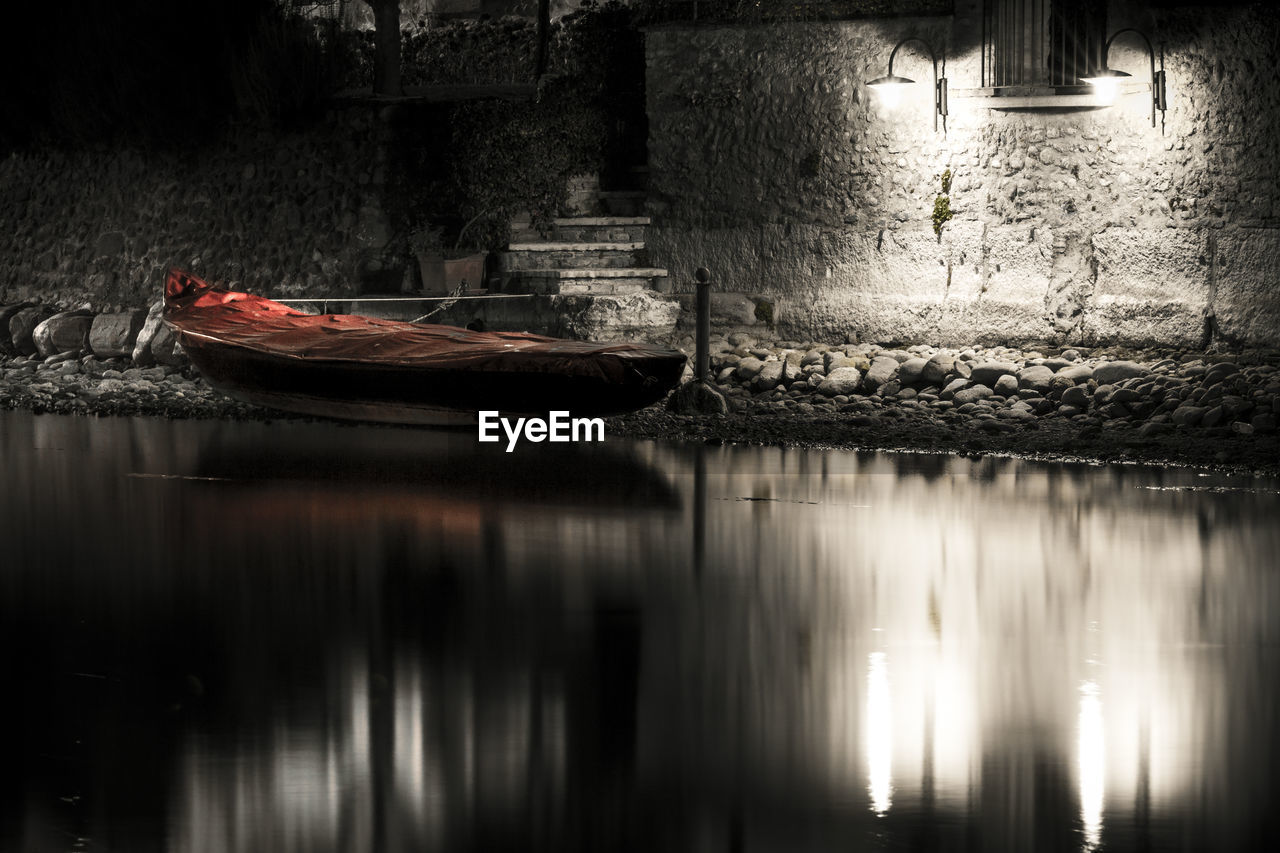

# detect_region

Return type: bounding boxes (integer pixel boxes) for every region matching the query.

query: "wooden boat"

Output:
[163,269,686,425]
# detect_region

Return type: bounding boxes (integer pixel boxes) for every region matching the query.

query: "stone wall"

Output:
[339,1,603,30]
[0,106,398,311]
[644,1,1280,349]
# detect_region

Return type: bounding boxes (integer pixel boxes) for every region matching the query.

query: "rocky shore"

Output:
[623,332,1280,475]
[0,300,260,421]
[2,302,1278,475]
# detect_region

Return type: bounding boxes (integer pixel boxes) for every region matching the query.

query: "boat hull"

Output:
[181,333,686,425]
[162,269,686,425]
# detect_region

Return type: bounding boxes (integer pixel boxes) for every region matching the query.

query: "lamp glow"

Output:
[866,37,947,133]
[867,74,913,110]
[1082,68,1129,105]
[1083,28,1167,131]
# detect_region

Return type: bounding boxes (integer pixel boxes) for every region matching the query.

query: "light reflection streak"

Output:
[1078,680,1105,850]
[867,651,892,815]
[172,654,566,853]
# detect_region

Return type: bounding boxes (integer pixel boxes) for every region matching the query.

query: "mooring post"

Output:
[695,266,711,382]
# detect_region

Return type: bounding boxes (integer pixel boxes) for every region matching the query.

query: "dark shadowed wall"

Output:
[0,107,397,309]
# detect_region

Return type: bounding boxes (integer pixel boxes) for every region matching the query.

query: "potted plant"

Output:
[409,213,490,296]
[408,224,446,294]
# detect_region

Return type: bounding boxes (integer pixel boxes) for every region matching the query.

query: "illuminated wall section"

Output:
[645,1,1280,348]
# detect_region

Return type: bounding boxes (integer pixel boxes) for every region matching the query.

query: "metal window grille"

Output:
[982,0,1107,89]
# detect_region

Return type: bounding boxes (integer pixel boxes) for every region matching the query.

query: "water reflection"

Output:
[866,651,892,816]
[1,411,1278,851]
[1078,680,1104,851]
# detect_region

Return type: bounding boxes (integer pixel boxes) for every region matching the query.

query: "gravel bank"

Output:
[3,334,1279,477]
[620,333,1280,476]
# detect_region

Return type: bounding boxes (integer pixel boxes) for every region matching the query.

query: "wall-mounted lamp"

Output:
[867,37,948,133]
[1081,28,1167,131]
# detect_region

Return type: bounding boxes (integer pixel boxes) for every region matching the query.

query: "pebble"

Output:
[994,374,1019,396]
[735,357,765,380]
[970,362,1019,386]
[1058,364,1094,382]
[921,353,953,384]
[1093,360,1149,384]
[1203,362,1240,385]
[954,384,994,405]
[863,356,900,390]
[1017,364,1055,392]
[755,361,784,390]
[897,358,928,385]
[1061,385,1090,407]
[818,367,862,396]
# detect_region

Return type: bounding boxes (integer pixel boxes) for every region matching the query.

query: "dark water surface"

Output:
[2,410,1278,853]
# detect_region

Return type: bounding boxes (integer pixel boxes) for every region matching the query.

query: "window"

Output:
[982,0,1107,89]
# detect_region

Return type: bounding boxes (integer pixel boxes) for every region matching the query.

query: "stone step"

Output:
[425,289,680,344]
[552,216,651,242]
[509,217,651,243]
[544,280,653,296]
[504,267,668,296]
[503,242,647,271]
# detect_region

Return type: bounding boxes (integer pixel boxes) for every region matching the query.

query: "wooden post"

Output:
[695,267,710,382]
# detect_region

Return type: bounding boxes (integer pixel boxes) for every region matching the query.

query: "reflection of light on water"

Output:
[867,651,892,815]
[1078,680,1104,850]
[171,653,567,852]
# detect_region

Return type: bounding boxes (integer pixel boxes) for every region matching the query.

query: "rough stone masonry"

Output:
[644,1,1280,350]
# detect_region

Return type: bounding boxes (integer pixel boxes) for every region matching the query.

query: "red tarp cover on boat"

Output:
[163,269,674,382]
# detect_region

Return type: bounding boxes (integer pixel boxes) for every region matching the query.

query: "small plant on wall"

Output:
[932,167,954,240]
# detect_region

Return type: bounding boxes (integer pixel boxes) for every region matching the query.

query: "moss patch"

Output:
[932,168,954,239]
[932,194,953,239]
[753,298,776,328]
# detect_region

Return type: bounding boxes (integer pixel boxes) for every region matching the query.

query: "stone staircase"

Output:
[427,198,681,342]
[501,209,669,297]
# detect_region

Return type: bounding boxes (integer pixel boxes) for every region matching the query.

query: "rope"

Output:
[273,291,535,324]
[410,283,466,323]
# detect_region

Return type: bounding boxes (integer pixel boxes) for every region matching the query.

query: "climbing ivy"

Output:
[932,168,954,239]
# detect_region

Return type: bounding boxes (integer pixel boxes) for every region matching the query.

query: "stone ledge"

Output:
[553,217,651,226]
[510,268,669,279]
[517,280,655,295]
[507,242,646,251]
